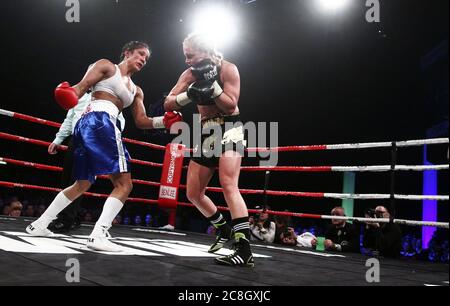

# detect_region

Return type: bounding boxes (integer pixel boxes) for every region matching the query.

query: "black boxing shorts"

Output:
[191,114,246,168]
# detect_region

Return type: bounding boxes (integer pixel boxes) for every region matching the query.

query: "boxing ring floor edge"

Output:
[0,217,448,286]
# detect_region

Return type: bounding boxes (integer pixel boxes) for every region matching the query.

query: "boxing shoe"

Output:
[86,225,123,252]
[208,224,233,254]
[48,219,71,234]
[26,216,55,237]
[214,233,254,267]
[48,217,81,234]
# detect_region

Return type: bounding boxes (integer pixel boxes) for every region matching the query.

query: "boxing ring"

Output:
[0,108,448,286]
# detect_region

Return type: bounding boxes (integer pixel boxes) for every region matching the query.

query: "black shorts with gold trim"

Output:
[191,114,246,168]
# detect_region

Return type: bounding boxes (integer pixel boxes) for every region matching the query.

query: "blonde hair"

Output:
[183,33,223,65]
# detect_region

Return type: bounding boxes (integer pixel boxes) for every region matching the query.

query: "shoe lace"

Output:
[99,225,112,238]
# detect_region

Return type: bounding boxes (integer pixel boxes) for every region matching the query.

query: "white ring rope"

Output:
[326,138,449,150]
[331,165,449,172]
[1,108,448,151]
[324,193,449,201]
[320,215,449,229]
[0,109,14,117]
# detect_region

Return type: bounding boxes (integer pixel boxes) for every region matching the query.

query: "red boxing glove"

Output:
[54,82,78,110]
[153,111,183,129]
[163,111,183,129]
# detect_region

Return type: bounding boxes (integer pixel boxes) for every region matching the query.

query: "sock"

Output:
[208,211,231,237]
[232,217,250,242]
[92,197,124,235]
[208,211,227,229]
[39,192,73,227]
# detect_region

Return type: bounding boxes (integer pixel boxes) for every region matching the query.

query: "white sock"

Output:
[39,191,72,227]
[94,197,124,231]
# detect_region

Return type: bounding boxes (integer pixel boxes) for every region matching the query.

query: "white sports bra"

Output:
[92,65,137,109]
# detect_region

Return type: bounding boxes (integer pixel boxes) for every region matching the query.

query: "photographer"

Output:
[362,206,402,258]
[318,207,359,253]
[278,227,318,248]
[250,210,276,243]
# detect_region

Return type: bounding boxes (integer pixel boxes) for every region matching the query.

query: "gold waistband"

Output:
[201,114,241,129]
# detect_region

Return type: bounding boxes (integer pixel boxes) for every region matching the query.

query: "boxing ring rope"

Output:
[0,181,158,205]
[246,138,449,152]
[1,108,448,152]
[1,108,449,229]
[0,109,166,151]
[0,181,447,229]
[0,132,164,168]
[2,134,447,173]
[1,156,448,201]
[240,165,449,172]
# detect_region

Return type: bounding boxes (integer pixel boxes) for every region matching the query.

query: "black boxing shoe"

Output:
[208,224,233,254]
[48,219,72,234]
[70,218,81,231]
[214,233,254,267]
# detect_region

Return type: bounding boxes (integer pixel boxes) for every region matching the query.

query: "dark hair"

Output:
[120,41,150,61]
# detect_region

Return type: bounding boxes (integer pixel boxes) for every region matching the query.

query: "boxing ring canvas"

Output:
[0,218,447,286]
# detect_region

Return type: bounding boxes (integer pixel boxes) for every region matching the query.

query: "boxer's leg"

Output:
[186,160,233,253]
[215,151,254,267]
[26,180,91,236]
[86,173,131,252]
[49,138,84,233]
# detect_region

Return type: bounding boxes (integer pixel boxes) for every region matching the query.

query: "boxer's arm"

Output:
[73,59,114,98]
[52,109,75,145]
[213,63,240,115]
[132,88,183,130]
[131,87,153,129]
[164,69,196,111]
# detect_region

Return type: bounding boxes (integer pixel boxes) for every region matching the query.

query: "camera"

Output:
[365,208,384,219]
[365,208,377,218]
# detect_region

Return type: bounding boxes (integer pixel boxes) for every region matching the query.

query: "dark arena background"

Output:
[0,0,448,292]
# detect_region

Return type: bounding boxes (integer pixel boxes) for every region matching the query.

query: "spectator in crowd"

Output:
[123,216,131,226]
[317,207,359,253]
[249,209,276,243]
[400,234,419,258]
[35,204,47,218]
[145,214,153,227]
[273,215,292,245]
[1,196,17,216]
[134,215,142,226]
[362,206,402,258]
[277,227,318,249]
[83,211,93,223]
[427,229,449,263]
[24,205,35,218]
[8,200,23,217]
[279,227,298,246]
[2,204,11,216]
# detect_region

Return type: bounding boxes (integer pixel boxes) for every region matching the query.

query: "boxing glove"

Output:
[191,59,220,82]
[187,80,223,105]
[153,111,183,129]
[54,82,78,110]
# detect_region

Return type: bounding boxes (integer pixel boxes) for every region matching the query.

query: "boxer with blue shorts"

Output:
[26,41,183,252]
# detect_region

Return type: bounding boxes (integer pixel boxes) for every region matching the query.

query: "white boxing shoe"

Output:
[86,236,123,252]
[26,217,55,237]
[86,225,123,252]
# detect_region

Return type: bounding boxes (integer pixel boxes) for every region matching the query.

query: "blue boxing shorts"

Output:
[72,102,130,184]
